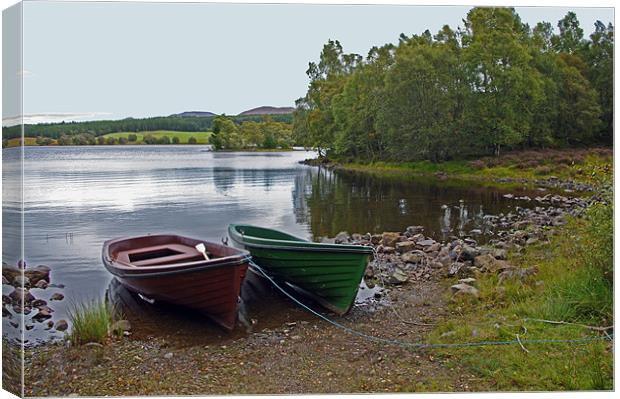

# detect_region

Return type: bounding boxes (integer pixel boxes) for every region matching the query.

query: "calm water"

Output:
[2,146,535,345]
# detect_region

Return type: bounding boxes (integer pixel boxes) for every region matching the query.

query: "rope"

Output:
[249,260,613,349]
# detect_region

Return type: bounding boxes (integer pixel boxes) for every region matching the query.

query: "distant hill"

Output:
[238,106,295,116]
[172,111,217,117]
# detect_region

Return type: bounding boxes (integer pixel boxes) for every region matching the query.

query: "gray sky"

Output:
[9,1,615,123]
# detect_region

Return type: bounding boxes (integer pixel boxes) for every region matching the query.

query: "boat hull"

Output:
[102,234,250,330]
[228,224,373,315]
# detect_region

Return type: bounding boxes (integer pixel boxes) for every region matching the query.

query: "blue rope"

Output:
[249,261,613,349]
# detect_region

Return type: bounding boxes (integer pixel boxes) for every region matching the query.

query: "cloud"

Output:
[2,112,113,127]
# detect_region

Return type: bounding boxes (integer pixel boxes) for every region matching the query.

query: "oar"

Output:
[195,243,210,260]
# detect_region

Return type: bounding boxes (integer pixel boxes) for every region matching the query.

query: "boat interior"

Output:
[116,243,209,267]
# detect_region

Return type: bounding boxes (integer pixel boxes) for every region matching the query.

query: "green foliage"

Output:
[293,7,612,162]
[172,136,180,144]
[209,115,293,150]
[127,133,138,142]
[188,136,197,144]
[68,300,116,345]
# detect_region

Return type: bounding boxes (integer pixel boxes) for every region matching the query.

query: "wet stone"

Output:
[50,293,64,301]
[55,319,69,332]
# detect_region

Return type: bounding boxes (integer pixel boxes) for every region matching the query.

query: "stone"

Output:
[370,235,382,245]
[2,266,20,285]
[396,241,416,253]
[425,243,441,253]
[491,248,508,260]
[24,265,51,285]
[381,232,401,247]
[448,262,466,277]
[320,237,335,244]
[474,254,512,273]
[55,319,69,331]
[32,308,52,322]
[416,239,436,247]
[164,352,174,359]
[9,288,35,305]
[31,299,47,308]
[460,245,480,261]
[388,268,409,285]
[450,283,480,298]
[45,320,54,330]
[111,319,131,333]
[2,306,11,318]
[50,293,64,301]
[2,276,8,285]
[429,261,443,269]
[380,246,395,254]
[458,278,477,285]
[351,233,363,242]
[525,237,539,245]
[498,266,539,284]
[334,231,350,244]
[35,280,48,289]
[2,295,11,305]
[401,251,424,264]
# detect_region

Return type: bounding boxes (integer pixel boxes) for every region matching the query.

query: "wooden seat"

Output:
[117,244,205,267]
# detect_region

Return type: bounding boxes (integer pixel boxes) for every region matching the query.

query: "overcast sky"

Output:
[5,1,614,124]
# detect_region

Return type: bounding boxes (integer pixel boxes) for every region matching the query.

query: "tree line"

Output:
[2,114,293,141]
[292,8,613,162]
[209,115,293,150]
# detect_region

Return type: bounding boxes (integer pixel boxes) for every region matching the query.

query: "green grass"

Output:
[427,178,613,390]
[102,130,212,144]
[337,148,612,188]
[68,300,118,345]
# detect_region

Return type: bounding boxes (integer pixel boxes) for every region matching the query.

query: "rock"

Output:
[2,295,11,305]
[460,245,480,261]
[425,243,441,253]
[32,308,52,322]
[50,293,64,301]
[388,268,409,285]
[401,251,424,264]
[2,266,20,285]
[429,261,443,269]
[24,265,51,285]
[458,278,476,285]
[525,237,539,245]
[470,229,482,235]
[2,306,11,318]
[498,266,539,284]
[320,237,335,244]
[2,276,8,285]
[164,352,174,359]
[351,233,363,242]
[111,319,131,333]
[25,324,34,330]
[450,283,480,298]
[370,234,382,245]
[34,280,48,289]
[381,232,401,247]
[416,239,436,247]
[380,246,395,254]
[474,254,512,273]
[55,319,68,331]
[448,262,466,277]
[45,320,54,330]
[334,231,350,244]
[396,241,416,253]
[9,288,35,305]
[491,248,508,260]
[12,275,30,288]
[31,299,47,308]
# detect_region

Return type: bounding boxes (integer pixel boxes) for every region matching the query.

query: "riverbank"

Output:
[304,147,612,191]
[15,152,613,394]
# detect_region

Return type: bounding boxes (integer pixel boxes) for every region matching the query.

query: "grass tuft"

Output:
[68,299,118,345]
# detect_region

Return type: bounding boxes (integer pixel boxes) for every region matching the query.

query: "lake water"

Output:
[2,146,535,345]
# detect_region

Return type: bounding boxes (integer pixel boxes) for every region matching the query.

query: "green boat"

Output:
[228,224,373,315]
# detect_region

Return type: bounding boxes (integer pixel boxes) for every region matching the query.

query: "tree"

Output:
[105,136,117,145]
[118,137,128,145]
[188,136,198,144]
[158,136,171,144]
[128,134,138,142]
[552,12,584,53]
[172,136,180,144]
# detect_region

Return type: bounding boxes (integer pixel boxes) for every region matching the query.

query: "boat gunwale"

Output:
[102,234,251,278]
[228,224,374,255]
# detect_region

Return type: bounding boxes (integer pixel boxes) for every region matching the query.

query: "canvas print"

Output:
[1,0,614,396]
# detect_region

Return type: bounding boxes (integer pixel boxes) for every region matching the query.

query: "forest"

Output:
[209,115,294,149]
[292,8,613,161]
[1,113,293,142]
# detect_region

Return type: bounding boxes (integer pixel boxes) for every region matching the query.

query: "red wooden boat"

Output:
[102,234,250,330]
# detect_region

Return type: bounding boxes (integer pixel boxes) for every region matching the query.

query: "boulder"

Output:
[381,232,401,247]
[50,293,64,301]
[9,288,35,305]
[401,251,424,264]
[55,319,69,332]
[2,266,20,285]
[334,231,350,244]
[34,280,48,289]
[474,254,512,273]
[460,245,480,261]
[396,241,416,253]
[31,299,47,308]
[388,268,409,285]
[111,319,132,334]
[32,308,53,322]
[24,265,51,285]
[13,275,30,288]
[416,239,436,247]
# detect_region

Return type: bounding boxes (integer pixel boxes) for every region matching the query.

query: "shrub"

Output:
[172,136,180,144]
[118,137,128,145]
[105,137,117,145]
[127,134,138,142]
[188,136,198,144]
[158,136,171,144]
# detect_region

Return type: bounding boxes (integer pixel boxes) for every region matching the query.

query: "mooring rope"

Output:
[249,260,613,349]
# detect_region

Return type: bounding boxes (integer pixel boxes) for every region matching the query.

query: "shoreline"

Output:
[15,155,612,394]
